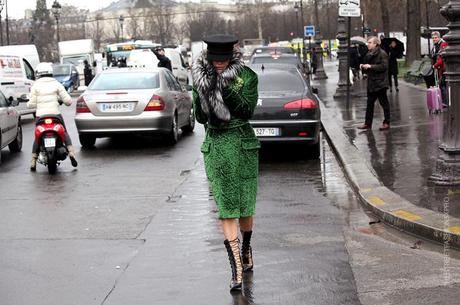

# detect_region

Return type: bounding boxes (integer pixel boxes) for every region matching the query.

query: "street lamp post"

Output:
[0,0,4,46]
[294,2,301,58]
[51,0,61,43]
[429,0,460,185]
[5,0,8,45]
[334,16,350,98]
[119,15,124,42]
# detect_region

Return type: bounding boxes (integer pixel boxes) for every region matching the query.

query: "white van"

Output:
[0,55,36,116]
[164,48,190,85]
[0,44,40,69]
[127,49,159,68]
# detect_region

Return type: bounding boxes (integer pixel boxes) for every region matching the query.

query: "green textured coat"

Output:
[192,59,260,219]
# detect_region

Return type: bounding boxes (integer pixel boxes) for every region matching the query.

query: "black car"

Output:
[251,46,295,56]
[249,53,310,76]
[250,65,321,158]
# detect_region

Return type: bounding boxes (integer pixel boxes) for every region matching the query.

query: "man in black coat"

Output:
[358,36,391,131]
[153,47,172,71]
[83,60,93,86]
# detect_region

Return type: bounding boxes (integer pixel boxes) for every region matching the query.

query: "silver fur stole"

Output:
[191,51,244,122]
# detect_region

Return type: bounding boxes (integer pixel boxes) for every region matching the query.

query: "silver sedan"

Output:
[74,67,194,147]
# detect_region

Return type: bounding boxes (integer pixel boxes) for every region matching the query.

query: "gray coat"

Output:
[363,47,389,93]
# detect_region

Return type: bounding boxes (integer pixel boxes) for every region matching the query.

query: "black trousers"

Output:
[388,72,398,88]
[365,88,391,126]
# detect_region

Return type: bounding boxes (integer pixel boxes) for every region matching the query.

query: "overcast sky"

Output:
[7,0,118,19]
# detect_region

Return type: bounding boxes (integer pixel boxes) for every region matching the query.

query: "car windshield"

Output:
[252,56,299,65]
[89,72,160,90]
[53,65,71,76]
[257,71,304,92]
[62,55,88,66]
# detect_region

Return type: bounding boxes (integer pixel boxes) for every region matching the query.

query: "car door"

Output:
[0,92,14,146]
[164,71,185,124]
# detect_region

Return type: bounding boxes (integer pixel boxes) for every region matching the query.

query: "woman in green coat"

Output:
[192,34,260,292]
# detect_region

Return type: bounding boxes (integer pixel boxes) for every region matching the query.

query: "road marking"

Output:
[368,196,385,206]
[448,226,460,234]
[393,210,422,221]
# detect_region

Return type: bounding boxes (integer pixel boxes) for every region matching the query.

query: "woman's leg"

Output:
[222,218,242,290]
[56,114,78,167]
[239,216,254,272]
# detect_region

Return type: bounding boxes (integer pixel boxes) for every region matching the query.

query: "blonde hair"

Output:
[368,36,381,45]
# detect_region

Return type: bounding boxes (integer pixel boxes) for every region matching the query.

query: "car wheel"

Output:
[181,110,195,133]
[8,123,22,152]
[166,113,179,145]
[79,134,96,148]
[307,141,320,159]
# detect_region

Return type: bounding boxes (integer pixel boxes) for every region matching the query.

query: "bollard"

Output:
[334,16,350,98]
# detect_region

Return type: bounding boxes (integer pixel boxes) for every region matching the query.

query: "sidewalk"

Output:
[314,60,460,247]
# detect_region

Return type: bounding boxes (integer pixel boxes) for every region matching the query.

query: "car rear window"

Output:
[251,56,298,65]
[257,71,304,92]
[89,72,160,90]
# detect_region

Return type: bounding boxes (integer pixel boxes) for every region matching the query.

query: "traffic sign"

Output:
[339,0,361,17]
[304,25,315,37]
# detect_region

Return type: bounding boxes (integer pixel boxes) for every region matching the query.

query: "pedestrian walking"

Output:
[349,44,361,81]
[83,60,93,86]
[357,36,391,131]
[153,47,172,71]
[191,34,260,292]
[431,31,448,106]
[388,41,401,92]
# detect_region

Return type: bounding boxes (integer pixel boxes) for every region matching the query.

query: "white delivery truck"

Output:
[59,39,95,86]
[0,55,36,117]
[0,45,40,69]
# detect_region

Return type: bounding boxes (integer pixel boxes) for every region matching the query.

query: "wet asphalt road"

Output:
[1,100,460,305]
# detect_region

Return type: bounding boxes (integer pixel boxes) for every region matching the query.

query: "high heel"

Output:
[224,238,243,291]
[241,231,253,272]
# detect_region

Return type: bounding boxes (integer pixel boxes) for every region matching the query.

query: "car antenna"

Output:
[261,64,265,72]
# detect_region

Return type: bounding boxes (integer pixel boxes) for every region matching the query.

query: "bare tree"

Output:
[87,13,105,52]
[145,1,176,45]
[406,0,421,64]
[31,0,55,61]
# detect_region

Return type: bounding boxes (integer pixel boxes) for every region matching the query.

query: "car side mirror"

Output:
[17,94,29,103]
[184,84,193,91]
[312,87,319,94]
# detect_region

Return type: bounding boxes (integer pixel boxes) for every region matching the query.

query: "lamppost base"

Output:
[429,152,460,186]
[334,85,350,98]
[313,71,328,80]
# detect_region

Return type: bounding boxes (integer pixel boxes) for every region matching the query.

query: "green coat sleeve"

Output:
[192,87,208,124]
[223,67,258,120]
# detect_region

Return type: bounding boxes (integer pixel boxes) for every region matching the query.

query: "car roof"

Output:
[252,53,298,58]
[250,64,301,74]
[101,67,164,74]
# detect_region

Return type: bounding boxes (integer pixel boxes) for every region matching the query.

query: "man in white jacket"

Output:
[27,62,78,171]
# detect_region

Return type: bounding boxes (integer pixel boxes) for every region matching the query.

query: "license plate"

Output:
[44,138,56,148]
[100,102,135,112]
[254,128,280,137]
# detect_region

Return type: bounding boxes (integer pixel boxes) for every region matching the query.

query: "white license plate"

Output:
[100,102,135,112]
[254,128,280,137]
[44,138,56,148]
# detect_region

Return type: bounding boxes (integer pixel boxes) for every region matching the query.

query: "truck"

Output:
[58,39,95,86]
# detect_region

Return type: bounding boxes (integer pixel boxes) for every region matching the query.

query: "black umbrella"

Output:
[381,37,405,56]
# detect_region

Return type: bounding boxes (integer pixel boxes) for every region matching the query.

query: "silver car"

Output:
[74,67,195,147]
[0,91,22,163]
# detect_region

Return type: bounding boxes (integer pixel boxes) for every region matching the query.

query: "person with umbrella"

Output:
[381,38,404,92]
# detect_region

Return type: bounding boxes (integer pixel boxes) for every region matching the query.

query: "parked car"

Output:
[249,53,310,76]
[251,46,295,56]
[0,91,22,163]
[249,65,321,158]
[52,64,80,93]
[74,67,194,148]
[0,55,35,117]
